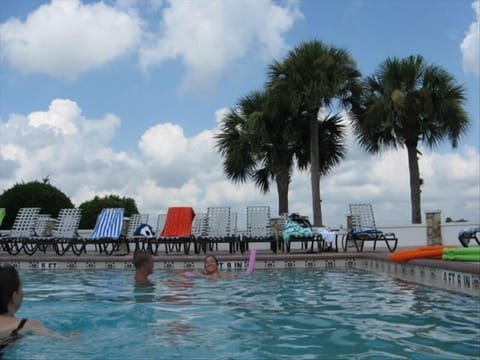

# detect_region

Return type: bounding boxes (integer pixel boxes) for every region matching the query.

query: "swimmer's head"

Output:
[203,255,219,274]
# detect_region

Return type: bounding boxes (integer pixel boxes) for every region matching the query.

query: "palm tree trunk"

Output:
[310,114,322,226]
[276,170,290,216]
[407,145,422,223]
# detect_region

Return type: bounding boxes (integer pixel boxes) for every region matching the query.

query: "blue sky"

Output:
[0,0,479,229]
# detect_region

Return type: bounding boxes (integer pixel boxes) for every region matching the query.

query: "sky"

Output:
[0,0,479,230]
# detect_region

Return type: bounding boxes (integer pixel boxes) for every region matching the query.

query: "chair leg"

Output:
[23,241,38,256]
[7,240,23,255]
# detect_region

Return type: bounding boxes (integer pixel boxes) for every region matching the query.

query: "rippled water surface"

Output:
[4,269,479,359]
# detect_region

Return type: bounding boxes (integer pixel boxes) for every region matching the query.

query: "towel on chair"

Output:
[161,207,196,237]
[282,219,314,244]
[313,227,336,246]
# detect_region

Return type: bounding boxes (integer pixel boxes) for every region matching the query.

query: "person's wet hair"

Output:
[0,265,21,314]
[132,251,153,269]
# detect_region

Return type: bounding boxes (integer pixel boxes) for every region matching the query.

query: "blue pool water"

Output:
[3,269,479,359]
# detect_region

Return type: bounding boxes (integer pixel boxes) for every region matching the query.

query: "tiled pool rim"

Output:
[1,251,479,297]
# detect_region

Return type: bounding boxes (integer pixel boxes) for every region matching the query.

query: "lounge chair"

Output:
[49,208,82,255]
[0,208,5,239]
[196,207,239,254]
[282,213,320,253]
[156,213,167,235]
[192,212,208,253]
[125,213,152,253]
[458,227,480,247]
[154,207,195,255]
[1,208,41,255]
[242,206,276,254]
[28,214,55,255]
[342,204,398,252]
[0,208,5,229]
[72,208,126,256]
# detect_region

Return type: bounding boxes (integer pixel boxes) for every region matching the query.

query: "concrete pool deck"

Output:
[1,248,479,297]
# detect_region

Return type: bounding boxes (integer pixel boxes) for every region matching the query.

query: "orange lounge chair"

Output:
[155,207,195,255]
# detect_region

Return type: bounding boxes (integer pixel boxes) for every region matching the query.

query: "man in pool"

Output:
[133,251,155,285]
[0,265,64,349]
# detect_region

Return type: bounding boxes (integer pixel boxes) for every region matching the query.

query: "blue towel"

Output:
[351,227,382,235]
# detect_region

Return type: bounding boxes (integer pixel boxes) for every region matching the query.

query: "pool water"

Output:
[4,269,479,359]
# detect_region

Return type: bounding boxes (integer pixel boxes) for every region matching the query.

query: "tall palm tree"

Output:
[268,40,361,226]
[215,90,295,215]
[352,55,470,223]
[216,89,347,217]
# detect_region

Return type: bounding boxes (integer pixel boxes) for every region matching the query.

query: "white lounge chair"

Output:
[1,207,41,255]
[342,204,398,252]
[242,206,276,253]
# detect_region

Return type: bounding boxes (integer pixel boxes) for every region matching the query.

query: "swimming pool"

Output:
[4,269,479,359]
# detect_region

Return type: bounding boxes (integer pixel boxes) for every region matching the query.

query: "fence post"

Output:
[425,210,442,245]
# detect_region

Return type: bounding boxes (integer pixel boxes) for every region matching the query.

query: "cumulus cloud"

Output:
[0,0,142,80]
[0,0,300,89]
[0,99,479,228]
[460,1,480,76]
[139,0,302,93]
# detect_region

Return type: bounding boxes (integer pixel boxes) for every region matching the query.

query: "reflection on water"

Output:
[5,269,479,359]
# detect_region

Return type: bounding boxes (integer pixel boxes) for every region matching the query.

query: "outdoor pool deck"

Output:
[1,248,479,297]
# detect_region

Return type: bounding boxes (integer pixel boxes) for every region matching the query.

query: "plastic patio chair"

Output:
[46,208,83,255]
[196,207,239,254]
[342,204,398,252]
[458,227,480,247]
[192,212,208,253]
[125,213,152,253]
[242,206,276,254]
[282,213,319,253]
[154,207,196,255]
[1,207,41,255]
[0,208,5,228]
[0,208,6,238]
[71,208,126,256]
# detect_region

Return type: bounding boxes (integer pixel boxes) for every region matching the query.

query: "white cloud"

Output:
[139,0,302,93]
[460,1,480,76]
[28,99,80,135]
[0,0,299,88]
[0,99,478,228]
[0,0,142,80]
[139,123,188,165]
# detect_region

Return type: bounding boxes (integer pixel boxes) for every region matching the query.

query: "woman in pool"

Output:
[0,265,63,349]
[182,255,238,279]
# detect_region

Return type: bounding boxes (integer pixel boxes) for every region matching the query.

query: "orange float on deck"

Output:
[389,245,454,263]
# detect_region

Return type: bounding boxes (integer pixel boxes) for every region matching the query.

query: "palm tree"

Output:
[215,90,295,215]
[352,55,470,223]
[268,40,361,226]
[216,90,347,217]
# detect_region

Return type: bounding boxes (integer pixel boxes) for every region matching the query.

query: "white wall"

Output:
[379,221,479,248]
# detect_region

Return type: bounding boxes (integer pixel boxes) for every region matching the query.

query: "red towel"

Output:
[160,207,195,237]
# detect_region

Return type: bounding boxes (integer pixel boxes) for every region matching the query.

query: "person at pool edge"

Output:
[133,251,155,285]
[0,265,64,349]
[182,255,238,279]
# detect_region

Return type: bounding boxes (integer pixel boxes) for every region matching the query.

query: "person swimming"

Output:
[180,255,238,279]
[0,265,64,350]
[133,251,155,285]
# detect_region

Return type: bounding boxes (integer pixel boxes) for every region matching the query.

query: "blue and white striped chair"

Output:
[72,208,126,255]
